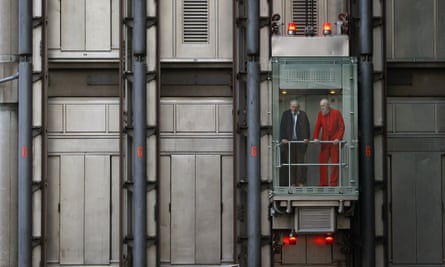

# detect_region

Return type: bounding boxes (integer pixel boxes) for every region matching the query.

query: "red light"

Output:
[325,234,334,245]
[283,234,297,245]
[287,22,297,35]
[322,22,332,36]
[314,236,325,246]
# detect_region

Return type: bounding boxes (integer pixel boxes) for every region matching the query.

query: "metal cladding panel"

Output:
[110,156,120,261]
[282,236,306,264]
[60,155,85,264]
[176,104,216,132]
[221,156,234,262]
[159,156,171,263]
[61,0,86,50]
[171,155,196,264]
[195,155,221,264]
[394,103,435,132]
[85,0,111,51]
[306,236,332,264]
[47,156,60,262]
[0,0,17,61]
[439,1,445,58]
[84,155,110,264]
[0,107,17,267]
[271,36,349,57]
[66,104,107,132]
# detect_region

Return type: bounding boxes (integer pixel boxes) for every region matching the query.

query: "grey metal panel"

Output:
[84,155,110,264]
[47,104,63,132]
[160,104,174,132]
[61,0,85,50]
[218,104,233,133]
[60,155,85,264]
[217,0,233,60]
[390,153,416,263]
[85,0,111,51]
[147,136,157,182]
[0,107,17,267]
[221,156,234,262]
[387,103,393,133]
[394,0,434,59]
[47,156,60,262]
[65,104,107,132]
[171,155,196,264]
[306,235,332,264]
[48,0,61,49]
[111,156,120,261]
[439,1,445,58]
[159,0,174,58]
[108,104,120,132]
[160,138,232,153]
[394,103,435,133]
[415,153,442,263]
[272,36,349,57]
[437,104,445,132]
[0,0,17,60]
[48,138,119,153]
[176,104,216,132]
[282,236,306,264]
[195,155,221,264]
[159,156,171,263]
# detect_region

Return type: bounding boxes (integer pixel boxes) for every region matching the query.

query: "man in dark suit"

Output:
[280,100,311,186]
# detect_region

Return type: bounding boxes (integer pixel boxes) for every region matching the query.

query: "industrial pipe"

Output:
[18,62,32,267]
[0,72,19,84]
[18,0,33,266]
[246,0,260,265]
[132,0,147,266]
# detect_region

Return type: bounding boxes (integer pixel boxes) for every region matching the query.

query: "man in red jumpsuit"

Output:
[313,98,345,186]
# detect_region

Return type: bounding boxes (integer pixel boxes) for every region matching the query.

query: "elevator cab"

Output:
[270,36,359,265]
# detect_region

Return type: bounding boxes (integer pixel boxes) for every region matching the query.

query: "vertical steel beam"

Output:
[18,0,33,266]
[358,0,375,266]
[246,0,260,266]
[132,0,147,266]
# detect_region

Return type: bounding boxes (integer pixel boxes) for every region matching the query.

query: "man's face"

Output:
[290,102,298,113]
[320,101,329,115]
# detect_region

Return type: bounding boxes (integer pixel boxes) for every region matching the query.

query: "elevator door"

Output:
[159,98,234,265]
[47,98,120,267]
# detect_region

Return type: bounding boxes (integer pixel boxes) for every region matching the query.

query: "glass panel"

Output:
[272,57,358,196]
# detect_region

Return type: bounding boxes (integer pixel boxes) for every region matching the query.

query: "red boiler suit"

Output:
[313,109,345,186]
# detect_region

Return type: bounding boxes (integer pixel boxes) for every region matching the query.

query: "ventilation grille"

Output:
[292,0,318,36]
[183,0,209,43]
[296,207,334,233]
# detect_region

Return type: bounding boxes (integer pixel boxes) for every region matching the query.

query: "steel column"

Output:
[18,0,33,266]
[246,0,260,266]
[358,0,375,265]
[132,0,147,266]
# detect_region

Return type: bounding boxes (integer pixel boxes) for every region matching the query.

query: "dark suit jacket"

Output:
[279,109,310,154]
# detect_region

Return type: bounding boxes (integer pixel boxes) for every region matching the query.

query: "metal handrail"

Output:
[273,139,348,187]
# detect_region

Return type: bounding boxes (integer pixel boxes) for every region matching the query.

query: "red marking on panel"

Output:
[21,146,28,158]
[137,146,143,158]
[251,145,257,157]
[365,145,372,157]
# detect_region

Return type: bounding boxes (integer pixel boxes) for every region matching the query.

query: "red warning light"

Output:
[322,22,332,36]
[283,234,297,245]
[287,22,297,35]
[324,234,334,245]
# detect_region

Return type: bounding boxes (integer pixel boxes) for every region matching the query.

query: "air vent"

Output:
[183,0,209,43]
[292,0,318,36]
[295,207,335,233]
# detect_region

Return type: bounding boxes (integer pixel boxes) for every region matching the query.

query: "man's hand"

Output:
[303,139,309,144]
[281,139,288,144]
[313,139,320,143]
[333,139,339,144]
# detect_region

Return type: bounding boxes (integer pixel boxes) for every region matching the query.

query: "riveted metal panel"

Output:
[0,107,18,267]
[60,155,85,264]
[85,0,111,51]
[159,156,171,263]
[84,155,110,264]
[221,156,234,262]
[61,0,86,51]
[171,155,196,264]
[196,155,221,264]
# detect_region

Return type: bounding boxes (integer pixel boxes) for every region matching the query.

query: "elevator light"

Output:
[325,233,334,245]
[283,233,297,245]
[322,22,332,36]
[329,90,336,95]
[281,90,288,95]
[287,22,297,35]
